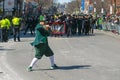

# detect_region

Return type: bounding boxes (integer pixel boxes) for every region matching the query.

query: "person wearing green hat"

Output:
[27,20,58,71]
[39,14,45,22]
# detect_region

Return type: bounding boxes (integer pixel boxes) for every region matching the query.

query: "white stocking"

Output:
[49,56,55,66]
[29,58,38,67]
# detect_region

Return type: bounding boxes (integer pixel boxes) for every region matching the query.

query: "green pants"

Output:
[35,43,54,59]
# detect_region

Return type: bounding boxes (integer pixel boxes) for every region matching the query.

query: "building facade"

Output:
[84,0,120,15]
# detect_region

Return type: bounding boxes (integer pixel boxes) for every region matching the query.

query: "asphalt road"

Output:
[0,30,120,80]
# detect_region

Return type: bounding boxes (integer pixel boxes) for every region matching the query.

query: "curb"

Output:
[96,29,120,40]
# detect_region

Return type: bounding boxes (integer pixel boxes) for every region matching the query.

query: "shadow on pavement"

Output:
[32,65,91,71]
[0,48,15,51]
[57,65,91,70]
[8,31,35,39]
[0,46,2,47]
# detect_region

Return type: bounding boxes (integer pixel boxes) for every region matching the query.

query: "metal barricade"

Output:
[102,22,107,30]
[106,22,112,31]
[102,22,112,31]
[114,24,120,34]
[102,22,120,35]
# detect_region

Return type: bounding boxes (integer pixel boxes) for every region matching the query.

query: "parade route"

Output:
[0,0,120,80]
[0,30,120,80]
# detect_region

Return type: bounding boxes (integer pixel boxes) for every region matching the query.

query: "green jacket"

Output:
[97,18,103,25]
[31,24,50,46]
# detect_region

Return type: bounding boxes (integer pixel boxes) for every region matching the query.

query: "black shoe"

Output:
[50,64,58,69]
[18,38,20,42]
[27,67,33,72]
[14,39,16,42]
[18,40,21,42]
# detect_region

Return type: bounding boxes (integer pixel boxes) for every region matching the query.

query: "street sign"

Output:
[81,0,85,11]
[4,0,14,11]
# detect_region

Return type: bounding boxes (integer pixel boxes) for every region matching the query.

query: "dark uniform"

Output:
[24,16,34,35]
[74,16,78,35]
[90,17,96,34]
[71,16,77,35]
[84,16,90,35]
[77,16,83,35]
[65,15,72,37]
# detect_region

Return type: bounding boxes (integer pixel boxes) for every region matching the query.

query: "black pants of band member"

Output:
[1,28,8,42]
[13,27,20,41]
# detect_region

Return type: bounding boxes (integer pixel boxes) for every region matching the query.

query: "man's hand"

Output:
[45,25,50,31]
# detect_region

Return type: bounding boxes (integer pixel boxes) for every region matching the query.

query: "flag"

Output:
[81,0,85,11]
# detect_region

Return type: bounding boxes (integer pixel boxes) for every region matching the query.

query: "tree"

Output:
[14,0,24,16]
[65,0,81,14]
[37,0,59,14]
[37,0,53,9]
[0,0,2,2]
[114,0,116,14]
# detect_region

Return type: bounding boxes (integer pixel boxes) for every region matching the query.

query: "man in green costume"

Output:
[28,21,58,71]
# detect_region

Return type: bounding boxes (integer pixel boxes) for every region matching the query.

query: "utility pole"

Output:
[2,0,5,16]
[94,1,96,13]
[101,0,104,14]
[114,0,116,14]
[110,0,113,14]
